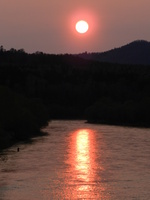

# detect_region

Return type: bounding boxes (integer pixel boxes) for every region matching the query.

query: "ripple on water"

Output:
[0,120,150,200]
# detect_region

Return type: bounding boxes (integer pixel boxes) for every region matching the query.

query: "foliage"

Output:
[0,47,150,130]
[0,86,49,141]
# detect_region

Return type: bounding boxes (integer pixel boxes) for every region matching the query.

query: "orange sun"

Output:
[75,20,89,34]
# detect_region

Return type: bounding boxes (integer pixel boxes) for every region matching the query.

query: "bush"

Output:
[0,86,49,140]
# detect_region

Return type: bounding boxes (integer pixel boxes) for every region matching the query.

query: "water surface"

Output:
[0,120,150,199]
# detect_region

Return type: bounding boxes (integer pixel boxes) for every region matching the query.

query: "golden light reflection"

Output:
[67,129,98,198]
[76,130,91,181]
[42,126,108,199]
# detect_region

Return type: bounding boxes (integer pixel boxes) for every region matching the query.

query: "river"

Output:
[0,120,150,199]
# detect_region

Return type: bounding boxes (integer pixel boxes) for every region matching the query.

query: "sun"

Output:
[75,20,89,34]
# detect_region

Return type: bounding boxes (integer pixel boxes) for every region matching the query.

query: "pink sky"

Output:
[0,0,150,53]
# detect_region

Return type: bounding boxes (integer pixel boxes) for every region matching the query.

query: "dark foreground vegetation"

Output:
[0,46,150,148]
[0,85,49,150]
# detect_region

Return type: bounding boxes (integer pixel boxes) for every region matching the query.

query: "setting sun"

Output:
[75,20,89,34]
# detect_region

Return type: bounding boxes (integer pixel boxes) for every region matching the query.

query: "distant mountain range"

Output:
[78,40,150,65]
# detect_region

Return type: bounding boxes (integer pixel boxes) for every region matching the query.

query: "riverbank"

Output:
[0,128,48,151]
[86,119,150,128]
[85,97,150,129]
[0,85,50,151]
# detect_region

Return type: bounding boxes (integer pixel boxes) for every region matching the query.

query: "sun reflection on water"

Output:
[76,130,91,182]
[42,126,107,199]
[67,128,101,198]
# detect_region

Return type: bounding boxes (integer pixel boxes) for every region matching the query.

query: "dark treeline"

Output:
[0,85,49,149]
[0,46,150,148]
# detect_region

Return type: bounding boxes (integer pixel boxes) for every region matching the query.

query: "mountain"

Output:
[79,40,150,65]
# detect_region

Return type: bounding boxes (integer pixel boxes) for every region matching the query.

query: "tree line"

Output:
[0,47,150,148]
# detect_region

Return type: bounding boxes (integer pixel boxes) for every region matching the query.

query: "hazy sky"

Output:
[0,0,150,54]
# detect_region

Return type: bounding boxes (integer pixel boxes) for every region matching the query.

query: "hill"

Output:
[79,40,150,65]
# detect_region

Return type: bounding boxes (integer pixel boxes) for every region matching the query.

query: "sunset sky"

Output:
[0,0,150,54]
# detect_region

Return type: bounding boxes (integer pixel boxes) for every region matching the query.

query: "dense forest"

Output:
[0,46,150,149]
